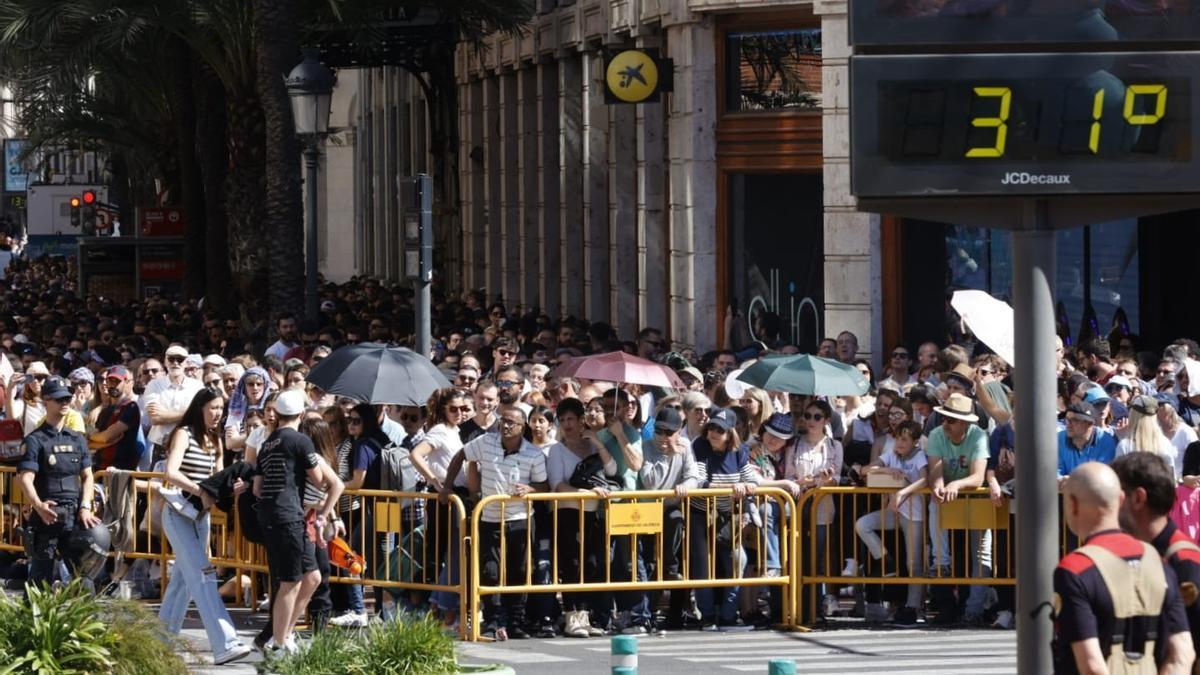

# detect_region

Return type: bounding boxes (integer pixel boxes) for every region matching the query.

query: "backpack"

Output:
[378,443,421,493]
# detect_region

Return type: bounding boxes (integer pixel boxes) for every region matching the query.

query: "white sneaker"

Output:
[991,610,1014,630]
[213,644,252,665]
[840,559,859,576]
[157,487,200,520]
[329,611,369,628]
[820,594,840,618]
[563,610,589,638]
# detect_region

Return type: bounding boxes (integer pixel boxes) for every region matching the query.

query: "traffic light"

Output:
[69,196,82,228]
[81,190,98,235]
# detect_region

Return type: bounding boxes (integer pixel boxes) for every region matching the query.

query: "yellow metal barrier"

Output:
[0,466,470,638]
[792,486,1074,625]
[468,487,797,641]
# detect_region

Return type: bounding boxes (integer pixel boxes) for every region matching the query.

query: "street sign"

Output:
[604,49,673,104]
[138,207,185,237]
[850,52,1199,198]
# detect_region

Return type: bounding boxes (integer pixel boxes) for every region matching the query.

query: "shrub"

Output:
[263,613,459,675]
[0,580,113,674]
[0,580,188,675]
[103,598,189,675]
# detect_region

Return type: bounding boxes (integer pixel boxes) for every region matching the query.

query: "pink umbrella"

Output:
[547,350,685,389]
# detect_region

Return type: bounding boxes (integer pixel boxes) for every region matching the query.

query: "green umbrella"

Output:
[735,354,870,397]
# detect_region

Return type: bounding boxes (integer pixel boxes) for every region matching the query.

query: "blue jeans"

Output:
[611,534,651,626]
[690,510,742,624]
[159,508,242,654]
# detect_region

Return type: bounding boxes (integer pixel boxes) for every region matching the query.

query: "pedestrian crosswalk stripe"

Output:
[722,665,1018,674]
[573,632,1014,653]
[625,648,1015,659]
[688,656,1016,670]
[458,644,576,663]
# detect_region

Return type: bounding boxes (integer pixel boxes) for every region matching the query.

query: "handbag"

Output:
[0,419,22,462]
[568,453,620,490]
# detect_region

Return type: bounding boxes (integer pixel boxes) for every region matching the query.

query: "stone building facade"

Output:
[319,0,883,361]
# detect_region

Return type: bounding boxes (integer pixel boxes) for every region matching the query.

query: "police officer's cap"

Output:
[40,377,71,401]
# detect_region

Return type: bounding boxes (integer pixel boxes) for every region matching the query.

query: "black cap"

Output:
[40,377,71,401]
[706,407,737,432]
[654,406,683,434]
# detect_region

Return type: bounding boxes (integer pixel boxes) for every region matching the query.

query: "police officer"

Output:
[1112,452,1200,674]
[17,377,102,587]
[1053,462,1195,675]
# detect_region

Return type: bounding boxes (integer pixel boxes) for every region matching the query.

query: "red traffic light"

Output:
[81,190,97,205]
[69,197,81,208]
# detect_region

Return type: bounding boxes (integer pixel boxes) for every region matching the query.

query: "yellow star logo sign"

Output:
[605,49,665,104]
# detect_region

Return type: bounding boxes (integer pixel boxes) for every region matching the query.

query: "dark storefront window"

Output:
[729,173,824,351]
[725,30,822,112]
[941,221,1139,346]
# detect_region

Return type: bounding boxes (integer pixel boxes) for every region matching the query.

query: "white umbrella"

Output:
[951,290,1015,367]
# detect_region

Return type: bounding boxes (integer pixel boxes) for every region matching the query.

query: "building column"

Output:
[560,54,586,319]
[583,51,612,322]
[466,80,487,291]
[666,16,719,352]
[637,36,667,334]
[485,76,503,298]
[520,66,540,310]
[540,60,563,319]
[502,71,522,305]
[610,96,638,337]
[817,0,882,365]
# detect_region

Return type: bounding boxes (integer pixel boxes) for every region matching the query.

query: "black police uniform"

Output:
[1151,520,1200,662]
[17,419,92,587]
[1052,530,1190,675]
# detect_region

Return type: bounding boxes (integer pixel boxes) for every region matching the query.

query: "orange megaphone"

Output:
[328,536,366,575]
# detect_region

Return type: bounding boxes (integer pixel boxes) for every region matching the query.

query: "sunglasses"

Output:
[891,351,910,358]
[654,428,676,437]
[142,368,161,375]
[496,349,516,357]
[166,356,185,364]
[347,416,363,424]
[665,405,683,411]
[457,376,478,383]
[801,413,824,421]
[447,404,470,413]
[31,375,47,382]
[496,380,518,388]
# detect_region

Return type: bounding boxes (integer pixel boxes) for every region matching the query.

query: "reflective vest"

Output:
[1076,541,1167,675]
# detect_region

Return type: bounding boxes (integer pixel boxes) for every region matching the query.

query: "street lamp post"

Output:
[286,48,335,323]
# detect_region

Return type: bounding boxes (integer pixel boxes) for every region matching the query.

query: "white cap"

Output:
[26,361,49,376]
[275,389,307,417]
[165,345,189,359]
[203,354,227,367]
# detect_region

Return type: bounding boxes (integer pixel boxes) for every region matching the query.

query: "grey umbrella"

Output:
[305,342,452,405]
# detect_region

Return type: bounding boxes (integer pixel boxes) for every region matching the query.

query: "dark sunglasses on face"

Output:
[654,428,675,437]
[891,351,909,358]
[447,404,470,413]
[31,375,47,382]
[497,380,518,388]
[801,412,824,421]
[497,349,516,357]
[166,356,185,364]
[400,415,421,422]
[348,416,363,424]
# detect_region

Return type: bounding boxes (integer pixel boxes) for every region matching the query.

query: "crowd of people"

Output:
[0,255,1197,669]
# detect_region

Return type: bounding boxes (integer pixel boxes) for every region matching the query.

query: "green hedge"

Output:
[0,580,188,675]
[263,613,459,675]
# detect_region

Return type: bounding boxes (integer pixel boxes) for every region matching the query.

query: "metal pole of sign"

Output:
[1012,199,1058,675]
[414,175,432,360]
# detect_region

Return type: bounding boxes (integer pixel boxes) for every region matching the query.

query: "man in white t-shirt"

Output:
[440,405,547,641]
[140,345,203,451]
[264,313,298,361]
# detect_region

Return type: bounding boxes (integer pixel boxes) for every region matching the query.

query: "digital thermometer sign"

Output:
[850,52,1200,197]
[851,2,1200,47]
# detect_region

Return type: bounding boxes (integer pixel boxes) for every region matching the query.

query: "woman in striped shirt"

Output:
[689,407,760,630]
[297,415,345,632]
[158,388,251,665]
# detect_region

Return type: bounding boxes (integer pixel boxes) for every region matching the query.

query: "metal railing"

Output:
[468,487,798,641]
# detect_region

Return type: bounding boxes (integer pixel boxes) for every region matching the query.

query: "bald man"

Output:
[1053,462,1194,675]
